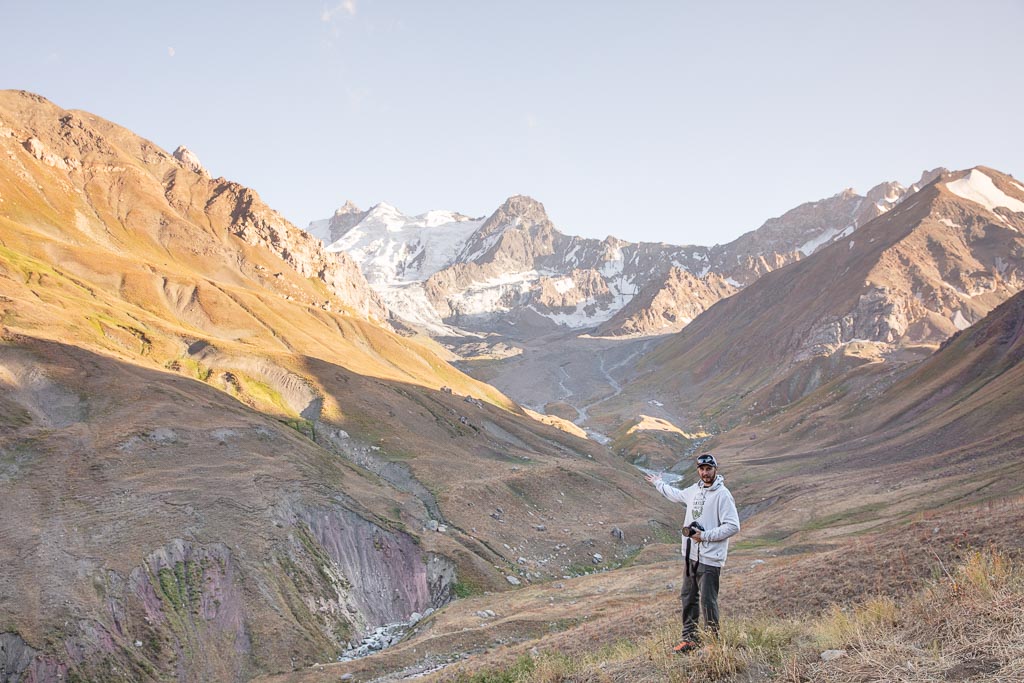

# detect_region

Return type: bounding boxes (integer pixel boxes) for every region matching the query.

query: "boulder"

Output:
[820,649,847,662]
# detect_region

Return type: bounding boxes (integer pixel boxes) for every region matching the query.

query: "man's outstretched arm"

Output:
[645,473,688,504]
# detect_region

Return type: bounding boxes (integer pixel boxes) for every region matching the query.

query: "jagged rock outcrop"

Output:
[535,269,614,311]
[0,633,40,682]
[172,145,208,177]
[308,200,370,245]
[457,195,561,267]
[596,267,737,337]
[207,183,387,320]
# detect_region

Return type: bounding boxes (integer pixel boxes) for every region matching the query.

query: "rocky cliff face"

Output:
[203,182,387,321]
[595,267,738,337]
[293,504,455,629]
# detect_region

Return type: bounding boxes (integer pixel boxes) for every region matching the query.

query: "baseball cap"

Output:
[696,453,719,468]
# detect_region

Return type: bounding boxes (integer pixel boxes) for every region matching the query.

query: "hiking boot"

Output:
[672,639,699,653]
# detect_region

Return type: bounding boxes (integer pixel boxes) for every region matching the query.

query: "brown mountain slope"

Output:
[616,167,1024,429]
[701,288,1024,548]
[0,91,679,681]
[0,90,386,323]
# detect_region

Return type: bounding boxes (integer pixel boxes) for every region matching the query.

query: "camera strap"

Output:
[684,536,700,577]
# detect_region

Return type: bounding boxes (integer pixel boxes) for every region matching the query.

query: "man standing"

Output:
[646,453,740,653]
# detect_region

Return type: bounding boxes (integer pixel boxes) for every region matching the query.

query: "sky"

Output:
[2,1,1023,247]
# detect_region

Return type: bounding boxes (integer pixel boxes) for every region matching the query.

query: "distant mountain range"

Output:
[311,170,943,337]
[606,166,1024,436]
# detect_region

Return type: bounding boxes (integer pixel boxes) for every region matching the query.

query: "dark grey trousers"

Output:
[680,561,720,640]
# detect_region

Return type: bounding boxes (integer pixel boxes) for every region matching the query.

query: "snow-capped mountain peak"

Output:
[322,202,484,286]
[308,168,1022,340]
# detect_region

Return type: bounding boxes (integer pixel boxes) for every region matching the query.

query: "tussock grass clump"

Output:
[812,596,900,651]
[791,547,1024,682]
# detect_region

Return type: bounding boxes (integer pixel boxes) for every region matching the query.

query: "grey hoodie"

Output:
[653,474,740,568]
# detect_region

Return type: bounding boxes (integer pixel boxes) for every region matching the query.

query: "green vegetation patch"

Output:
[731,529,794,551]
[647,520,682,545]
[294,522,349,590]
[453,578,483,599]
[241,376,291,414]
[454,653,539,683]
[282,417,315,439]
[155,560,205,614]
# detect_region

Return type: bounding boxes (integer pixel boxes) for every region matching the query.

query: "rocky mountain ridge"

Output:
[313,173,939,337]
[2,91,386,323]
[622,166,1024,426]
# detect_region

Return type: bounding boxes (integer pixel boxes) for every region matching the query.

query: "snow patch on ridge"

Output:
[373,282,455,335]
[307,218,333,243]
[798,224,854,256]
[326,204,483,284]
[599,247,625,278]
[531,296,627,328]
[952,310,971,330]
[551,276,575,294]
[447,271,537,316]
[946,170,1024,215]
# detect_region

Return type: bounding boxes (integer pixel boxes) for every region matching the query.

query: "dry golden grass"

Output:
[785,547,1024,682]
[436,546,1023,683]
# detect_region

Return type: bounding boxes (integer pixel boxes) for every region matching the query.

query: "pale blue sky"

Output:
[3,1,1022,246]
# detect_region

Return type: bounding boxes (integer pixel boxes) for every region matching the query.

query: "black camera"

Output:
[681,521,704,537]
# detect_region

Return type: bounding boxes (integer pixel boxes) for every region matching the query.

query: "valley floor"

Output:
[451,329,669,445]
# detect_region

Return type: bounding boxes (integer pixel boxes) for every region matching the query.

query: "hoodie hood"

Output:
[702,474,725,491]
